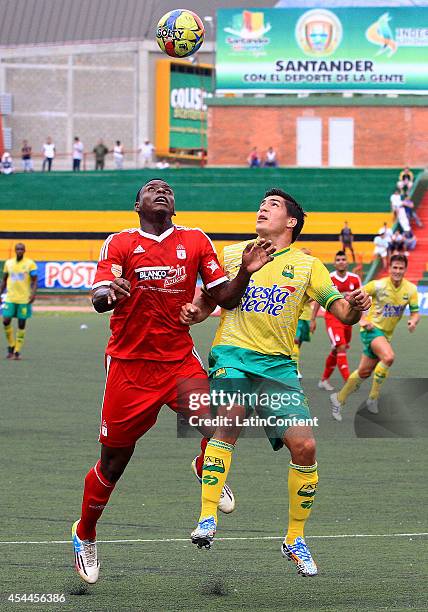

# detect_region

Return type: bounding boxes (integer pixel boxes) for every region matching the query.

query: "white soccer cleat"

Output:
[281,537,318,577]
[191,457,235,514]
[366,397,379,414]
[318,379,334,391]
[191,515,217,549]
[72,520,99,584]
[330,393,343,422]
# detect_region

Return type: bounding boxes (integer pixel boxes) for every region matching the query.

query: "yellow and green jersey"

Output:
[213,242,342,356]
[299,300,313,321]
[3,257,38,304]
[363,277,419,340]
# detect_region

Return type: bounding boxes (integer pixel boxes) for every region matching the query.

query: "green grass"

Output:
[1,314,427,610]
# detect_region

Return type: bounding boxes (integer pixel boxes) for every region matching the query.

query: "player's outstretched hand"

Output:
[241,238,276,274]
[408,319,417,333]
[107,278,131,305]
[180,303,201,325]
[347,288,371,312]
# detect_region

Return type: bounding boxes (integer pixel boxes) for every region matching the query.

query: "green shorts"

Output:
[296,319,311,343]
[209,345,312,451]
[360,327,387,359]
[2,302,32,320]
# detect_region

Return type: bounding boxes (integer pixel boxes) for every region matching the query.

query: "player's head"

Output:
[344,220,348,227]
[256,188,306,243]
[15,243,25,260]
[389,253,407,283]
[135,179,175,220]
[334,250,348,272]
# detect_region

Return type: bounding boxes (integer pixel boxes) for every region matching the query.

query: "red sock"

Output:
[322,351,337,381]
[77,460,115,541]
[195,437,209,479]
[337,351,350,381]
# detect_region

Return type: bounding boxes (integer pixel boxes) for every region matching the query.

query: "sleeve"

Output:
[196,230,228,291]
[306,258,343,311]
[92,234,124,289]
[363,281,376,297]
[29,260,38,277]
[409,286,419,313]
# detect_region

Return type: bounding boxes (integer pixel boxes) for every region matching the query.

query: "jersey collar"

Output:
[272,246,291,258]
[331,271,349,282]
[137,226,175,243]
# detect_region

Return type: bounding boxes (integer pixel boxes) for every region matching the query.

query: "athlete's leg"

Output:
[337,352,377,404]
[336,343,350,381]
[3,315,14,355]
[321,347,337,381]
[367,336,394,400]
[14,318,27,357]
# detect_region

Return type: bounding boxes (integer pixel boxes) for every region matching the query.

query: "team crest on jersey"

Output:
[111,264,123,277]
[282,264,294,279]
[176,244,186,260]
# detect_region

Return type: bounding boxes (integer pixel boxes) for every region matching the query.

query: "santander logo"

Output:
[240,280,296,316]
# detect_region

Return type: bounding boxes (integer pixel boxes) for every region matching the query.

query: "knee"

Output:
[100,461,124,484]
[382,353,394,368]
[290,437,316,465]
[358,367,372,379]
[3,318,11,326]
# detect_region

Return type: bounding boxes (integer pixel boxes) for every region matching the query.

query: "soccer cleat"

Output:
[330,393,343,422]
[191,516,216,549]
[6,347,14,359]
[366,397,379,414]
[72,520,99,584]
[13,352,21,360]
[318,379,334,391]
[191,457,236,514]
[281,537,318,577]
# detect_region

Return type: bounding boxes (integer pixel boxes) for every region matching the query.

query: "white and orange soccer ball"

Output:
[156,9,205,58]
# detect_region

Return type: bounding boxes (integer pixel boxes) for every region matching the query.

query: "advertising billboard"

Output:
[216,7,428,92]
[156,59,213,159]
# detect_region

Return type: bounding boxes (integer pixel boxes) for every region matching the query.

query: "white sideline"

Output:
[0,532,427,545]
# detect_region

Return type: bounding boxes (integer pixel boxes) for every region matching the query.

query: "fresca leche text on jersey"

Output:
[240,280,297,316]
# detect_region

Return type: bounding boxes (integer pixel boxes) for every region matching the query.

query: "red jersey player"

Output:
[71,178,276,584]
[312,250,361,390]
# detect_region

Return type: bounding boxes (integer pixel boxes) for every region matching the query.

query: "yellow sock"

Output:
[369,361,390,399]
[291,342,300,369]
[4,323,15,348]
[337,369,364,405]
[286,462,318,544]
[15,329,26,353]
[199,439,234,523]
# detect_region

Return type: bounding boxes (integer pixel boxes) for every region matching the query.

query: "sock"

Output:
[14,329,26,353]
[199,439,234,523]
[286,462,318,544]
[336,351,350,381]
[322,351,337,381]
[337,369,364,405]
[291,342,300,369]
[369,361,390,399]
[195,437,209,479]
[4,323,15,348]
[77,460,115,541]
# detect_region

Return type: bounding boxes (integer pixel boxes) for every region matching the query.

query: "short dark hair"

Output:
[390,254,408,267]
[335,250,346,258]
[264,188,306,243]
[135,178,171,204]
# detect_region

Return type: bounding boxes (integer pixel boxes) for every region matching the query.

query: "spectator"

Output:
[404,230,417,253]
[402,196,423,228]
[113,140,124,170]
[390,188,402,221]
[264,146,278,167]
[93,139,109,170]
[1,151,14,175]
[397,201,411,233]
[72,137,84,172]
[339,221,355,262]
[156,159,170,170]
[397,166,414,195]
[42,137,55,172]
[378,222,393,247]
[373,229,389,270]
[140,139,155,168]
[21,140,33,172]
[247,147,260,168]
[389,230,405,255]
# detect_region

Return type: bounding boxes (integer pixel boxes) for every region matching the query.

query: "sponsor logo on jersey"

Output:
[282,264,294,279]
[241,280,296,316]
[176,244,186,260]
[164,264,187,287]
[111,264,123,277]
[382,303,406,318]
[133,245,145,254]
[207,259,220,273]
[135,266,170,281]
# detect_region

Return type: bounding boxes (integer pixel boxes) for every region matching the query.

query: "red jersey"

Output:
[93,225,227,361]
[325,271,361,326]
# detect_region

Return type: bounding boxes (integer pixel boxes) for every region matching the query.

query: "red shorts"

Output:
[99,349,210,447]
[325,320,352,349]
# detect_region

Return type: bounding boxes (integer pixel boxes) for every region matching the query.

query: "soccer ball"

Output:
[156,9,205,58]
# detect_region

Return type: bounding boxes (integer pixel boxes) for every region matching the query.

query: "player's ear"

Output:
[287,217,297,229]
[134,200,141,212]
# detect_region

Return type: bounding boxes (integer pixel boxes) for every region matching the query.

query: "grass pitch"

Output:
[1,314,427,611]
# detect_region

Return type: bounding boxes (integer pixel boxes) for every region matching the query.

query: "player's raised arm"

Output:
[91,234,129,313]
[328,288,372,325]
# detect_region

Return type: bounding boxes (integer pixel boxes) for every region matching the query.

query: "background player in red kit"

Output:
[72,178,275,584]
[311,251,361,390]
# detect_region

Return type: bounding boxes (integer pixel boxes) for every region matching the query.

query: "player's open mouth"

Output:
[257,215,268,221]
[154,196,168,203]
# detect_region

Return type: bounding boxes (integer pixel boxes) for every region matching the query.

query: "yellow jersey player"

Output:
[180,188,370,576]
[291,248,314,375]
[330,254,419,420]
[1,243,38,360]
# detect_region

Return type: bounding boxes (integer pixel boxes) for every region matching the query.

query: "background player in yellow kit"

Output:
[180,188,370,576]
[1,243,38,360]
[330,254,419,420]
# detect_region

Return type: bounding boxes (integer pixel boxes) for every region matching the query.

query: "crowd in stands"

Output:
[247,146,278,168]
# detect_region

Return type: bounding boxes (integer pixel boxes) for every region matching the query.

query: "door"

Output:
[296,117,322,166]
[328,118,354,166]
